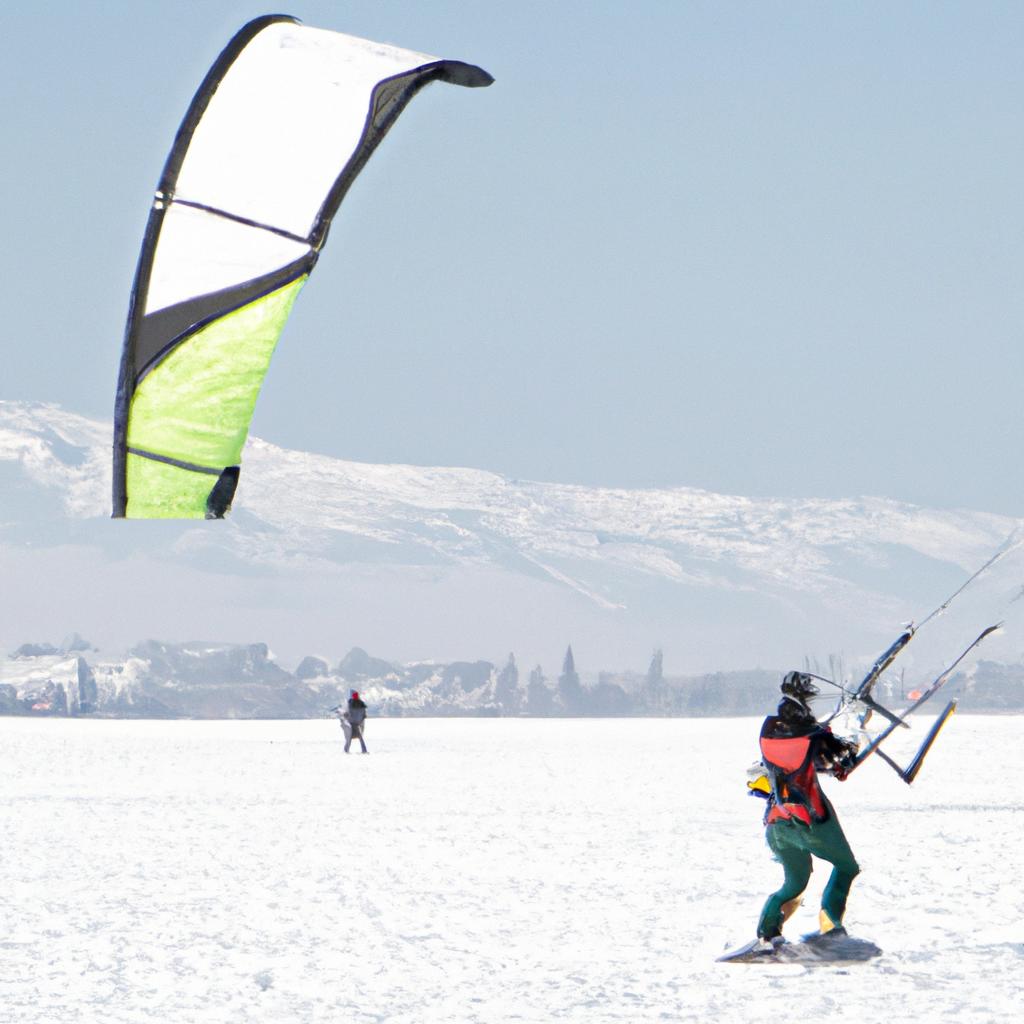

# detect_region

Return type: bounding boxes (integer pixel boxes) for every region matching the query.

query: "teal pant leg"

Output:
[757,822,813,938]
[757,812,860,937]
[801,812,860,925]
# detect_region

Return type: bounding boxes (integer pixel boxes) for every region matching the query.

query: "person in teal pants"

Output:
[755,672,860,941]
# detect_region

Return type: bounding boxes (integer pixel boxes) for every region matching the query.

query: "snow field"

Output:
[1,716,1021,1023]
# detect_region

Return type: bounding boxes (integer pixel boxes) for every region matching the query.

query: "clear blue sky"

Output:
[3,1,1023,513]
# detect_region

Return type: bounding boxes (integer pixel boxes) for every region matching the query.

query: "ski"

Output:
[850,624,1000,775]
[855,692,911,730]
[825,532,1019,728]
[853,630,914,701]
[900,699,958,783]
[869,699,957,784]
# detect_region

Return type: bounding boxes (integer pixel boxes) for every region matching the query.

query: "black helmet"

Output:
[780,670,818,716]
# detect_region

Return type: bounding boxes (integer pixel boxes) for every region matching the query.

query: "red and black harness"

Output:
[759,720,833,826]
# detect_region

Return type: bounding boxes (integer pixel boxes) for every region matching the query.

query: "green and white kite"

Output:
[113,14,492,518]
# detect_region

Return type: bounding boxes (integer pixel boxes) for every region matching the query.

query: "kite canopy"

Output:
[113,15,492,518]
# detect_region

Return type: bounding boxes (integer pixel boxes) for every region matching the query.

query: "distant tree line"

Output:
[3,636,1023,718]
[488,645,782,717]
[462,646,1024,718]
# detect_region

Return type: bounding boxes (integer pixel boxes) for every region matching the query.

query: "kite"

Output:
[112,14,492,518]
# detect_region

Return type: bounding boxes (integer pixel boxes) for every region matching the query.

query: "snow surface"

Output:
[2,716,1021,1022]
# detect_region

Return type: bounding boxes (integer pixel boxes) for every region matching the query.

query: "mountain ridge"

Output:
[1,399,1020,675]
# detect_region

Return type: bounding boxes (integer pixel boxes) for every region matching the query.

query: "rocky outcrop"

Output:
[295,656,330,680]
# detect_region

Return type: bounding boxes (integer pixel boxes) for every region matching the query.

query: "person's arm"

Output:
[816,727,858,778]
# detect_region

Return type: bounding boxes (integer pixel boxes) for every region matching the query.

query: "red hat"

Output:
[351,690,359,699]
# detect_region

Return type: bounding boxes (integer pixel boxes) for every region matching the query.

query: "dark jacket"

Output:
[347,697,367,728]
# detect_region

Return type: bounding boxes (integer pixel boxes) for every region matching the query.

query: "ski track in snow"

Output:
[1,716,1021,1023]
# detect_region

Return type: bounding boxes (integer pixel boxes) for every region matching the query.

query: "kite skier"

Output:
[338,690,369,754]
[751,671,860,949]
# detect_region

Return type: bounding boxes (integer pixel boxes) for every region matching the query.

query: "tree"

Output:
[527,664,554,715]
[591,676,632,715]
[495,653,521,713]
[558,645,584,715]
[645,647,668,713]
[647,649,664,687]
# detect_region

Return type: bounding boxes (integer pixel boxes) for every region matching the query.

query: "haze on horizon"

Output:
[2,1,1021,516]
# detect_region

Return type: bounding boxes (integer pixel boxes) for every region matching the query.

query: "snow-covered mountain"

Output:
[1,399,1021,676]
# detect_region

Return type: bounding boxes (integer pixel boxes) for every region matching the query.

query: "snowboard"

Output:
[717,928,881,965]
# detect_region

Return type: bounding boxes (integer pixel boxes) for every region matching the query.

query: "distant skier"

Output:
[753,671,859,946]
[341,689,368,754]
